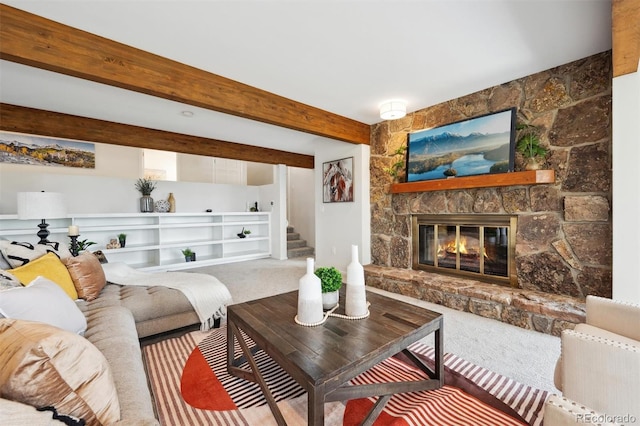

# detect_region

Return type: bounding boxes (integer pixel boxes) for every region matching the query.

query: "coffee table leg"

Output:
[308,387,325,426]
[435,325,444,386]
[228,321,288,426]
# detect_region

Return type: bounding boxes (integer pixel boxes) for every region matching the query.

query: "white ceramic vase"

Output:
[346,245,368,317]
[297,258,324,324]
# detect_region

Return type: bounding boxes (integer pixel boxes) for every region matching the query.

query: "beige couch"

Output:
[544,296,640,425]
[1,281,216,425]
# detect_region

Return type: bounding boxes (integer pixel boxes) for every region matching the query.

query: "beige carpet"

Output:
[190,258,560,394]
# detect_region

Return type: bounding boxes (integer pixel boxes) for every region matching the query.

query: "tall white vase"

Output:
[346,245,368,317]
[297,258,324,324]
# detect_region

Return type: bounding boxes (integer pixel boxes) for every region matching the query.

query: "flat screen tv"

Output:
[406,108,516,182]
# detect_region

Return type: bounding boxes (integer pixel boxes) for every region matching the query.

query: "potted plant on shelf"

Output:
[243,229,251,237]
[134,178,157,213]
[117,233,127,248]
[181,248,196,262]
[515,123,548,171]
[314,266,343,310]
[237,227,248,238]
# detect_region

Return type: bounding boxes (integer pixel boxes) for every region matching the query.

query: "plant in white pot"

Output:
[515,123,548,171]
[314,266,343,310]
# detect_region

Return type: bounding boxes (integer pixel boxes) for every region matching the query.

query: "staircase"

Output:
[287,226,314,258]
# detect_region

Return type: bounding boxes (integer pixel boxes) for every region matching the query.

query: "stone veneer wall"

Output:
[370,51,612,300]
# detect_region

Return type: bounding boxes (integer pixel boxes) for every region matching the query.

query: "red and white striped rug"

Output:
[143,323,548,425]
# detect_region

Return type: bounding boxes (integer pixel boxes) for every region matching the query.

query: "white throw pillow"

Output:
[0,240,72,268]
[0,276,87,335]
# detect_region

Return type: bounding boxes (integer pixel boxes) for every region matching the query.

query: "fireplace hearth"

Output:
[412,214,518,286]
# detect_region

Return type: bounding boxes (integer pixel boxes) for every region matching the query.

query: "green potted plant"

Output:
[315,266,343,310]
[117,233,127,248]
[243,229,251,237]
[515,123,548,170]
[181,248,195,262]
[383,145,407,181]
[134,178,157,212]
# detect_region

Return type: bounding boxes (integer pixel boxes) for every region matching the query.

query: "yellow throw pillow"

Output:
[10,252,78,300]
[0,318,121,425]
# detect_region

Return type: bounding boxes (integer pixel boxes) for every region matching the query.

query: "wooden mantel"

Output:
[390,170,555,193]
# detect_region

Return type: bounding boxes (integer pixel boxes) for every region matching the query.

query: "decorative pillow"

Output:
[0,240,72,268]
[63,252,107,301]
[9,252,78,300]
[0,276,87,334]
[0,318,121,425]
[0,269,21,291]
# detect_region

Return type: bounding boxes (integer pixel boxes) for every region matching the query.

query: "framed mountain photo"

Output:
[406,108,516,182]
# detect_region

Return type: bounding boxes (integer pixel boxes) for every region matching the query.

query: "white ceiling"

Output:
[0,0,612,156]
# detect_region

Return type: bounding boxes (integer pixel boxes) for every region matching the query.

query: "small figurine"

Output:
[106,238,121,249]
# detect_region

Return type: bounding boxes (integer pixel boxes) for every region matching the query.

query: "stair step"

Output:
[287,226,294,233]
[288,246,315,258]
[287,232,300,241]
[287,239,307,249]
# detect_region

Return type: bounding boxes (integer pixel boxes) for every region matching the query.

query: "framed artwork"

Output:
[0,131,96,169]
[406,108,516,182]
[323,157,354,203]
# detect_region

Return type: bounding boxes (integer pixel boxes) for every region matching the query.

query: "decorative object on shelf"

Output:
[406,108,516,182]
[237,227,247,238]
[346,245,369,317]
[68,225,79,237]
[68,236,79,257]
[323,157,354,203]
[17,191,67,244]
[515,123,548,171]
[296,258,324,326]
[168,193,176,213]
[106,239,121,249]
[154,199,170,213]
[243,229,251,237]
[75,239,96,253]
[383,145,407,182]
[250,202,259,212]
[181,248,196,262]
[315,266,343,310]
[117,233,127,248]
[134,178,157,213]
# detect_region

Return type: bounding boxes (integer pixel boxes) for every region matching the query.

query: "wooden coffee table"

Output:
[226,288,443,426]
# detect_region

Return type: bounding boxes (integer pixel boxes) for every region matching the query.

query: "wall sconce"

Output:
[380,100,407,120]
[17,191,67,244]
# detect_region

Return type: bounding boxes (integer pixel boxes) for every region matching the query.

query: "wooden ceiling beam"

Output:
[0,4,370,145]
[0,103,315,169]
[613,0,640,77]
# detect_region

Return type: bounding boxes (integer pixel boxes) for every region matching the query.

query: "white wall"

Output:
[315,139,370,271]
[0,143,261,215]
[288,166,315,249]
[259,165,287,259]
[612,65,640,303]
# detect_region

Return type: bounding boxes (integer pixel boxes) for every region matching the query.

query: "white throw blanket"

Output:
[102,262,233,331]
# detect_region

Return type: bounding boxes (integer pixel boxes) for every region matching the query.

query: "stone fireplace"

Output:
[366,51,612,335]
[412,214,517,286]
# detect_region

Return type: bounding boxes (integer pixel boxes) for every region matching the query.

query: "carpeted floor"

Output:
[190,258,561,394]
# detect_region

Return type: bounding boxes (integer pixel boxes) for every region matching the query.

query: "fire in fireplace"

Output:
[412,214,518,286]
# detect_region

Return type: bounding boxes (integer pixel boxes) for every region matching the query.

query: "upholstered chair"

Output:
[544,295,640,425]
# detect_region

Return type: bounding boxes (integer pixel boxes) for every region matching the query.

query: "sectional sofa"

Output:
[0,242,232,425]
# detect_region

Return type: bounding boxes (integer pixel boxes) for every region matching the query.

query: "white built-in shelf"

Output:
[0,212,271,271]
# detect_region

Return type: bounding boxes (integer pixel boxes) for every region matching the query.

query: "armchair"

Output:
[544,295,640,425]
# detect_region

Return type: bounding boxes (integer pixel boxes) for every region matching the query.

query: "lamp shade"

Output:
[17,192,67,220]
[380,100,407,120]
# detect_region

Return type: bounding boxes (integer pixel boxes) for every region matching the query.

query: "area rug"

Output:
[143,323,549,425]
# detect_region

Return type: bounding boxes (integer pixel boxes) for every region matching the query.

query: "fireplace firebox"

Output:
[412,214,518,286]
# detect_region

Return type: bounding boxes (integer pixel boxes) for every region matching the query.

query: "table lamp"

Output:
[17,191,67,244]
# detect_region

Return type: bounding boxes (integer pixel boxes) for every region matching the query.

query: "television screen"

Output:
[406,108,516,182]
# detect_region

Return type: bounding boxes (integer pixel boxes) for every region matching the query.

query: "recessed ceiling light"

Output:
[181,110,194,117]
